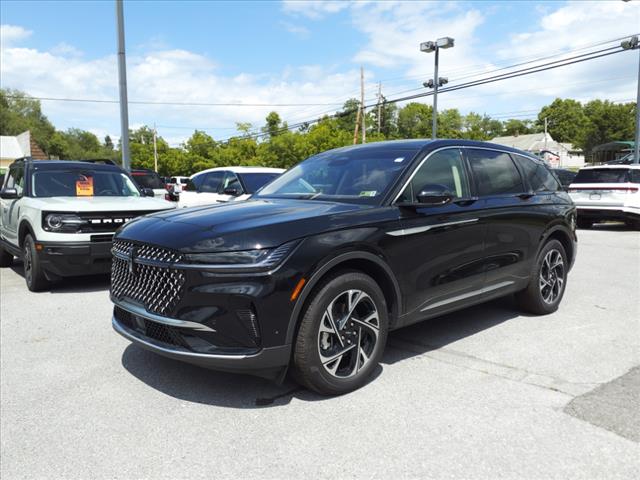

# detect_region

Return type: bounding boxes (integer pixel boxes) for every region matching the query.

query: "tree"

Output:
[184,130,216,159]
[537,98,589,145]
[0,88,56,153]
[503,119,537,136]
[582,100,636,152]
[397,102,432,138]
[104,135,114,150]
[437,109,463,139]
[369,96,398,138]
[336,98,361,134]
[262,111,287,138]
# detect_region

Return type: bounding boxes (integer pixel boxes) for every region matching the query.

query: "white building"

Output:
[0,131,48,170]
[490,132,585,168]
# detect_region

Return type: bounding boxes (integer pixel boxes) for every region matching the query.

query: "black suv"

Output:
[110,140,577,395]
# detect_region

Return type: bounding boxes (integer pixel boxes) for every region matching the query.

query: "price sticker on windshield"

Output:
[76,175,94,196]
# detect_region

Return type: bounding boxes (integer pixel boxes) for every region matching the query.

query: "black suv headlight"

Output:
[42,213,88,233]
[183,240,299,272]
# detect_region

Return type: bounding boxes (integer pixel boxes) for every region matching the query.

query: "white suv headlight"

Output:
[42,213,87,232]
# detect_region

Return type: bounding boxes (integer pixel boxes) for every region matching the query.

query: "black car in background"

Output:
[110,140,577,395]
[130,168,167,198]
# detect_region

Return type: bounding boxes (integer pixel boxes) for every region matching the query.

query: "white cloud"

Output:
[281,21,311,38]
[0,24,32,46]
[282,0,350,19]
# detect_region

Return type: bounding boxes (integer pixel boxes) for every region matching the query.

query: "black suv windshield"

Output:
[32,169,141,197]
[256,147,418,204]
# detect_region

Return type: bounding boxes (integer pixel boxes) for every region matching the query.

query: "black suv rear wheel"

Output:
[292,271,388,395]
[516,239,567,315]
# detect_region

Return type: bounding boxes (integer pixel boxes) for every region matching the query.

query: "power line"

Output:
[2,96,346,107]
[216,46,630,143]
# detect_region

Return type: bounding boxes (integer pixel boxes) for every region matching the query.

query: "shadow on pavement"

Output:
[581,222,639,232]
[121,295,526,408]
[383,295,525,364]
[9,260,111,294]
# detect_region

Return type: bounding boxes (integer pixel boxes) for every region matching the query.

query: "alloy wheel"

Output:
[539,249,564,304]
[317,289,379,378]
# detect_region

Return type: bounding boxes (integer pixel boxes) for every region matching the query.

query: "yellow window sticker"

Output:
[76,175,94,196]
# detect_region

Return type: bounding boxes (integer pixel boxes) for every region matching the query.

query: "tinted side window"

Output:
[630,170,640,183]
[222,171,243,193]
[398,148,469,203]
[467,149,524,196]
[514,155,560,192]
[6,166,25,196]
[199,172,224,193]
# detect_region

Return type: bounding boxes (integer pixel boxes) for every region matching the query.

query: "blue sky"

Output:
[1,0,638,145]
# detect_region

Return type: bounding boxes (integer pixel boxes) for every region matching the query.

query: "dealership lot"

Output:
[1,226,638,479]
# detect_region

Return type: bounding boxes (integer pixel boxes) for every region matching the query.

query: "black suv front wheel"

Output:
[293,271,389,395]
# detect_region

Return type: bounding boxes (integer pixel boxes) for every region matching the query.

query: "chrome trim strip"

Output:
[113,299,216,332]
[113,317,249,360]
[387,218,479,236]
[420,281,515,312]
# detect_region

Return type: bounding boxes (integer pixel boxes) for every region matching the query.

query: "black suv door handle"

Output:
[518,192,535,200]
[454,197,478,206]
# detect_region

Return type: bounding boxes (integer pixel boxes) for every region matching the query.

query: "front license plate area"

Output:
[589,193,601,200]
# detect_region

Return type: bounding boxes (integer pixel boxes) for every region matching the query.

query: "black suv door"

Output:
[391,147,488,322]
[465,148,536,293]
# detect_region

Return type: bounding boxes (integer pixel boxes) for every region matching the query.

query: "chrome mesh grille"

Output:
[111,240,186,316]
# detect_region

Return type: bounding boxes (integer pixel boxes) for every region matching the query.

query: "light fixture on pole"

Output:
[420,36,454,140]
[621,35,639,164]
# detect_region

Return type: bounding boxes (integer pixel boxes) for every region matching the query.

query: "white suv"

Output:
[0,159,175,291]
[568,164,640,229]
[175,166,284,208]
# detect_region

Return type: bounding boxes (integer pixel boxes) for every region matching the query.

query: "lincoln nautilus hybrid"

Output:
[110,139,577,395]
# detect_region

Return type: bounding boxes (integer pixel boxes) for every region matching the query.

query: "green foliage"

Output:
[1,88,635,174]
[538,98,589,145]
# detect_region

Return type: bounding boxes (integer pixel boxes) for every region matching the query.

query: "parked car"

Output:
[110,140,577,395]
[568,165,640,229]
[168,176,190,192]
[552,168,577,190]
[174,166,284,207]
[130,169,168,198]
[0,158,175,291]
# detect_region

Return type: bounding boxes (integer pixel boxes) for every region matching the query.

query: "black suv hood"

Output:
[116,198,376,252]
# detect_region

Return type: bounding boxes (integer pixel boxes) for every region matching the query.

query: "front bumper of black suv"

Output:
[111,301,291,378]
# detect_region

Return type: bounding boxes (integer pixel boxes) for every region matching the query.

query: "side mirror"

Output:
[223,187,241,196]
[416,184,454,206]
[141,188,155,197]
[0,187,18,200]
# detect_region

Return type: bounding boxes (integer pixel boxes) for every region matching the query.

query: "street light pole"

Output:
[432,47,439,140]
[420,37,454,140]
[621,36,639,164]
[116,0,130,171]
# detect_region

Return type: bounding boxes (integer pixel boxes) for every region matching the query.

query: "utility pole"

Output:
[116,0,130,171]
[153,123,158,173]
[377,82,382,135]
[353,102,361,145]
[621,35,639,163]
[361,66,366,144]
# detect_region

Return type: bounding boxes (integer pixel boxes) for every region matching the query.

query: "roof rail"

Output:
[77,159,117,165]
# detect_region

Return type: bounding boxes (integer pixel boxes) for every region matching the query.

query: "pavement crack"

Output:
[387,337,598,397]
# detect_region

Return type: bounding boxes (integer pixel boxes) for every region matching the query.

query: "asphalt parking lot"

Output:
[1,225,639,479]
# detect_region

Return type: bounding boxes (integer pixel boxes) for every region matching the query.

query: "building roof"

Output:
[490,133,556,152]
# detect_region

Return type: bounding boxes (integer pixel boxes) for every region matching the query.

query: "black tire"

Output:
[577,218,593,229]
[23,234,49,292]
[0,245,13,268]
[292,271,389,395]
[516,239,568,315]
